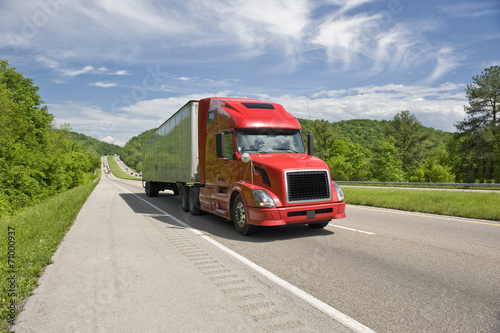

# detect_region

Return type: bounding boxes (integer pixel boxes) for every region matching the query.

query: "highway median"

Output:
[107,156,142,181]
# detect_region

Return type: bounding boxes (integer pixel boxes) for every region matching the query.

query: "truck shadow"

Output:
[186,212,335,243]
[119,192,335,242]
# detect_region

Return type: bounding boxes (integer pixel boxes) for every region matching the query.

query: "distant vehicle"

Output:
[142,97,345,235]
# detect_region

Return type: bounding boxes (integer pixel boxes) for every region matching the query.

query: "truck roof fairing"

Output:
[208,97,302,130]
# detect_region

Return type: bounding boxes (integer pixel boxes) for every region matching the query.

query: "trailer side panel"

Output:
[142,101,199,183]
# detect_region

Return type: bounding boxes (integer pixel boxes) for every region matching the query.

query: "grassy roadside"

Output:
[0,181,98,332]
[107,156,142,181]
[344,186,500,221]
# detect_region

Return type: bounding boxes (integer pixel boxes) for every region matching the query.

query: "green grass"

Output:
[0,181,98,332]
[344,187,500,221]
[107,156,142,181]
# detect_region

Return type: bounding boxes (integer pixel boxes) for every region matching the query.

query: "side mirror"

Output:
[307,133,314,156]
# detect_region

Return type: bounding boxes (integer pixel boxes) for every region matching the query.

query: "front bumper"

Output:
[247,201,346,226]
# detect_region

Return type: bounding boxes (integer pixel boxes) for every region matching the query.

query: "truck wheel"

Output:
[188,187,202,215]
[150,183,159,197]
[232,195,254,236]
[145,182,151,197]
[308,221,329,229]
[179,186,189,212]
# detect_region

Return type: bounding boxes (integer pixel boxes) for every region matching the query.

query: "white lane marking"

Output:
[111,182,376,333]
[331,224,376,235]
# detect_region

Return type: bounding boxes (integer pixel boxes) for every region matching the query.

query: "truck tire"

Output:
[308,221,329,229]
[145,182,151,197]
[179,186,189,212]
[232,195,255,236]
[151,183,159,197]
[188,187,202,215]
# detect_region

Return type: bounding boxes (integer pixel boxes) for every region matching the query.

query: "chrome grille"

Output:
[286,170,331,203]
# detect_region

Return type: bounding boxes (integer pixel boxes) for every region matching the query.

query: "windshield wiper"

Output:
[271,147,299,153]
[241,149,269,154]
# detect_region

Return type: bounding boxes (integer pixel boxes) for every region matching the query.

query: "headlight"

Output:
[253,189,276,208]
[333,183,344,202]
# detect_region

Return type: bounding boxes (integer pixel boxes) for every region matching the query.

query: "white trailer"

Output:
[142,100,199,196]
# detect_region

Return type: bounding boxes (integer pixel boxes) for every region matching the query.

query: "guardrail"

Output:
[335,181,499,188]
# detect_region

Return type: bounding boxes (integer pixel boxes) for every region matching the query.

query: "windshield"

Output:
[235,129,306,154]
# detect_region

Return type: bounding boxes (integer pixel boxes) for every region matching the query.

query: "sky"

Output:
[1,0,499,146]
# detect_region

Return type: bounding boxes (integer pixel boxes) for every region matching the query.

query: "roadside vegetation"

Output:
[119,128,156,173]
[344,186,500,221]
[107,156,142,181]
[0,181,98,331]
[0,60,103,217]
[0,59,105,331]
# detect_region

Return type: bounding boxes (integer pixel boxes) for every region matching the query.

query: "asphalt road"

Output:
[13,170,364,333]
[111,175,500,333]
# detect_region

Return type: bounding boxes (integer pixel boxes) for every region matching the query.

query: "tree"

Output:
[457,65,500,133]
[386,110,431,180]
[0,59,99,216]
[370,139,405,182]
[327,140,370,181]
[312,119,336,160]
[120,128,156,171]
[0,59,54,144]
[409,145,455,183]
[455,65,500,182]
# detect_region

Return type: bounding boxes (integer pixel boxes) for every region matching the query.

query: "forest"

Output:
[122,66,499,185]
[0,60,119,217]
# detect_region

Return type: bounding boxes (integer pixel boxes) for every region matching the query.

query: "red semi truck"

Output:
[142,97,345,235]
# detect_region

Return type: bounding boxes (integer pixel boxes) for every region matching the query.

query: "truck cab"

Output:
[196,97,345,235]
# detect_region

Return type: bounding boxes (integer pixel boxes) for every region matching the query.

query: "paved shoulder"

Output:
[13,175,359,333]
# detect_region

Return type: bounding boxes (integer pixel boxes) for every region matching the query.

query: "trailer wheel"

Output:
[308,221,329,229]
[145,182,151,197]
[188,187,202,215]
[232,195,255,236]
[151,183,159,197]
[179,186,189,212]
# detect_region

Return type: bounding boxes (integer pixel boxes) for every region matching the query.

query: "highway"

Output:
[111,174,500,333]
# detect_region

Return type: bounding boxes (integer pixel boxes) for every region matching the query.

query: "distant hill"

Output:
[298,118,451,148]
[120,128,156,172]
[69,131,122,158]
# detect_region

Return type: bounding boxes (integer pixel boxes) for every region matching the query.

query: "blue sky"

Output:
[1,0,499,146]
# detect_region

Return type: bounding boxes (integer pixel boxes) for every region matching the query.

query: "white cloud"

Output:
[49,101,155,146]
[102,135,114,143]
[270,83,467,132]
[313,13,378,68]
[422,47,465,84]
[101,135,125,146]
[47,83,467,146]
[2,0,471,78]
[440,2,500,18]
[36,56,129,78]
[60,65,95,77]
[91,81,117,88]
[113,70,129,75]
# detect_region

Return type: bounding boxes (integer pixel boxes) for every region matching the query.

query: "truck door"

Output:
[209,130,238,216]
